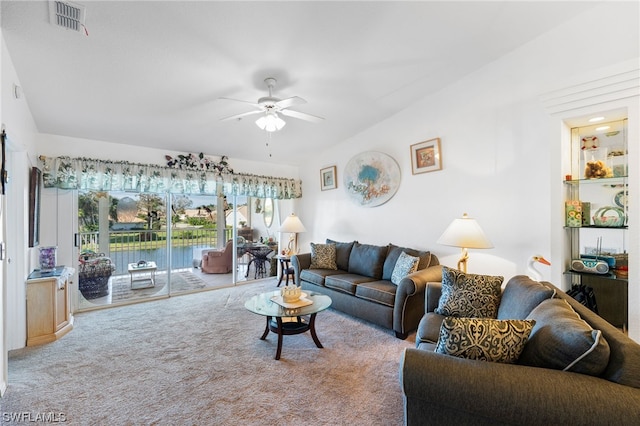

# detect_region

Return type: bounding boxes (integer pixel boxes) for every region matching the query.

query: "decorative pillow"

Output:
[309,243,337,270]
[435,317,535,364]
[382,244,432,280]
[435,266,503,318]
[390,251,419,285]
[497,275,555,320]
[518,298,610,376]
[326,239,356,271]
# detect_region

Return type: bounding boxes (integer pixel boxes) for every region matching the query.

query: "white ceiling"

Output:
[1,1,598,166]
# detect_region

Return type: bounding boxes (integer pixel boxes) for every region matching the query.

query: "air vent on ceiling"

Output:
[49,0,86,32]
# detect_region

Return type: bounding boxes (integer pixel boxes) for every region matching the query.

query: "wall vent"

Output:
[49,1,86,32]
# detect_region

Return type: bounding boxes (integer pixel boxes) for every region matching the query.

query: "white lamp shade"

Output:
[279,213,306,233]
[437,213,493,249]
[256,112,286,132]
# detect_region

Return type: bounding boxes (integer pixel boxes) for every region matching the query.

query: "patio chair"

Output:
[201,240,234,274]
[245,247,274,279]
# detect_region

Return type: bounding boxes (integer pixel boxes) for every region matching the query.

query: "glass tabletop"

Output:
[244,290,332,318]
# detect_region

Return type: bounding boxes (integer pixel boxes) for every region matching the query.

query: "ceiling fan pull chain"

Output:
[266,132,272,158]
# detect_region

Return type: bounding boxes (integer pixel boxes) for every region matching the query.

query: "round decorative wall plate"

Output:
[614,190,628,208]
[343,151,401,207]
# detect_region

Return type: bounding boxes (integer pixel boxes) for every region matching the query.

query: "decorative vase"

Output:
[39,246,57,272]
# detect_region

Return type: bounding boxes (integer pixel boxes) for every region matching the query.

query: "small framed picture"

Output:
[320,166,337,191]
[410,138,442,174]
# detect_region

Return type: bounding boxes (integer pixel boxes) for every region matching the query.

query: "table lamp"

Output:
[279,213,306,255]
[437,213,493,273]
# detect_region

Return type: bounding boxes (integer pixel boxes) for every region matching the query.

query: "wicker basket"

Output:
[79,252,115,300]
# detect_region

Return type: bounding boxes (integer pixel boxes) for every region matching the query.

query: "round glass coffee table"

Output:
[245,290,332,360]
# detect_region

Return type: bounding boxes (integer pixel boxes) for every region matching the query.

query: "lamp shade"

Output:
[437,213,493,249]
[256,112,286,132]
[279,213,306,233]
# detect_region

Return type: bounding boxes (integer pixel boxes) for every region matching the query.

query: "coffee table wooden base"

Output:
[260,314,323,360]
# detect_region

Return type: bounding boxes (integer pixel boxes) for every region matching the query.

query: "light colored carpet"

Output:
[4,279,415,425]
[110,270,207,301]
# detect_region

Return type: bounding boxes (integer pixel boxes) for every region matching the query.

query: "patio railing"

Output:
[79,227,233,275]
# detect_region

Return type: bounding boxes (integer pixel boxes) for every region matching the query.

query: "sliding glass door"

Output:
[76,190,243,310]
[75,190,282,310]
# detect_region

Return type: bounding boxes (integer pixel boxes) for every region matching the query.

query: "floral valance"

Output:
[40,156,302,199]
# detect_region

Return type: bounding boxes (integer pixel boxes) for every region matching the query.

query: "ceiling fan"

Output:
[220,77,324,132]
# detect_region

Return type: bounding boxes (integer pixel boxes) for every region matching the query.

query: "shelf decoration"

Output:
[583,147,612,179]
[165,153,234,175]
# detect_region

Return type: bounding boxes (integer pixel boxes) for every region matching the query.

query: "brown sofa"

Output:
[292,240,442,339]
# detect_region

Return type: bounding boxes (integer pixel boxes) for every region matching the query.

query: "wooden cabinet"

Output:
[26,267,74,346]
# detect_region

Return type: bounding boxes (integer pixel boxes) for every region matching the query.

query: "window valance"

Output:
[40,156,302,199]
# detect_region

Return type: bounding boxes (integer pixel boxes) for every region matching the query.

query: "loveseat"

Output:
[400,272,640,425]
[292,240,442,339]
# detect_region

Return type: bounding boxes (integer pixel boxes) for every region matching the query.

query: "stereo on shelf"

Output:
[571,258,609,275]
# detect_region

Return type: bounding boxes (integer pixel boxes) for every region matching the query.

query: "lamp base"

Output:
[457,248,469,274]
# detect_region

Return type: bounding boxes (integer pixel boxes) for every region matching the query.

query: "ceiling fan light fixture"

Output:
[256,112,286,132]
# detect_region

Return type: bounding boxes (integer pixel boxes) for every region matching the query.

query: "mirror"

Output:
[263,198,274,228]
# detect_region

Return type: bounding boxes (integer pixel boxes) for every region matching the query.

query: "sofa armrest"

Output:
[394,265,442,337]
[400,348,640,425]
[291,253,311,285]
[204,250,223,259]
[425,281,442,314]
[397,265,442,295]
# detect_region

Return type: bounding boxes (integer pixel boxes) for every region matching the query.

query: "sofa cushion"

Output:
[325,273,376,295]
[310,242,337,270]
[348,242,388,279]
[382,244,432,280]
[519,298,611,376]
[497,275,555,320]
[435,266,503,318]
[355,280,396,307]
[326,239,356,271]
[300,268,342,287]
[435,317,535,364]
[391,252,420,285]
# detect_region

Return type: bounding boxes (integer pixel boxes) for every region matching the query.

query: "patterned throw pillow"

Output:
[435,317,535,364]
[390,251,419,285]
[435,266,503,318]
[310,243,337,270]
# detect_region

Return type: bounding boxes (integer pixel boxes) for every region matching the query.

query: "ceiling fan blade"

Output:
[219,97,262,109]
[220,110,263,122]
[275,96,306,109]
[280,109,324,123]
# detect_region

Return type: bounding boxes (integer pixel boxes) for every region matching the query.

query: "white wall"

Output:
[295,2,639,283]
[1,35,40,352]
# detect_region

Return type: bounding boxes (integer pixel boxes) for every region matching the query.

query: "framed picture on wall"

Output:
[320,166,337,191]
[28,167,41,247]
[410,138,442,174]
